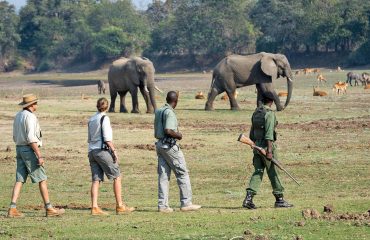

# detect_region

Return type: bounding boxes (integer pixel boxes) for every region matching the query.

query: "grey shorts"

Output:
[16,146,47,183]
[88,149,120,182]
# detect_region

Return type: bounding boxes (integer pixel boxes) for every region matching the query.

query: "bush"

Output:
[37,60,55,72]
[346,41,370,66]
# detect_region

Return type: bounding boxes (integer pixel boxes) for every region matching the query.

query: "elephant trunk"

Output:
[284,77,293,109]
[148,85,157,110]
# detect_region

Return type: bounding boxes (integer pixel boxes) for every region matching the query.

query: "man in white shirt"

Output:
[8,94,65,218]
[87,97,135,215]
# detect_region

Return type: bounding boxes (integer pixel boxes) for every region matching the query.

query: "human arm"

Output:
[29,142,44,165]
[105,141,118,163]
[264,111,276,159]
[163,110,182,140]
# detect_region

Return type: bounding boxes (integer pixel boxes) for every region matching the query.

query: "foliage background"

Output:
[1,0,370,72]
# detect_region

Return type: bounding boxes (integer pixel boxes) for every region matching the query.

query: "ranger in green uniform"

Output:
[242,96,293,209]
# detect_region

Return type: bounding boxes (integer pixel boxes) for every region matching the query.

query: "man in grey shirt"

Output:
[8,94,65,217]
[154,91,201,213]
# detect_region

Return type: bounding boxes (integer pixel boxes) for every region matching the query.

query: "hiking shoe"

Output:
[116,204,135,214]
[180,204,201,212]
[91,207,109,216]
[274,194,293,208]
[242,192,257,209]
[158,207,174,213]
[46,207,65,217]
[7,208,24,218]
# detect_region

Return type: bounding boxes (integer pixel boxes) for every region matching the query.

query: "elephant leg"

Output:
[109,91,117,112]
[227,89,240,111]
[205,87,219,111]
[119,91,128,113]
[130,88,140,113]
[139,86,153,113]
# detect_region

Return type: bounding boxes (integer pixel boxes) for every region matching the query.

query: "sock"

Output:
[10,202,16,208]
[45,202,53,209]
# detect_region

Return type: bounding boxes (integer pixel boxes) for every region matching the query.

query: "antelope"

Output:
[278,91,288,97]
[195,91,205,99]
[81,94,91,100]
[313,87,327,96]
[317,74,327,85]
[332,81,348,94]
[220,90,238,100]
[364,84,370,90]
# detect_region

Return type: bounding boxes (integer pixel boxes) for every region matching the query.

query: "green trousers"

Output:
[246,144,284,195]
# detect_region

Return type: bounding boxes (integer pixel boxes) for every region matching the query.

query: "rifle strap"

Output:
[100,115,106,149]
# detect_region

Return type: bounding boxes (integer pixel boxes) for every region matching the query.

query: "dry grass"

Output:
[0,69,369,239]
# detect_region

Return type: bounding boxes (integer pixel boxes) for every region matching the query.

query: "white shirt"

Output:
[88,112,113,152]
[13,109,42,146]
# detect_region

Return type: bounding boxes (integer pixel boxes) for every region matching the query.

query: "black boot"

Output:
[274,194,293,208]
[242,192,256,209]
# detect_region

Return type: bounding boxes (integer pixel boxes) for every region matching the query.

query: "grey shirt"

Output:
[13,109,42,146]
[88,112,113,152]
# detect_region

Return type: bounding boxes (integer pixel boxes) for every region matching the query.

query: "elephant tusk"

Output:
[288,77,293,82]
[144,86,149,93]
[155,85,163,93]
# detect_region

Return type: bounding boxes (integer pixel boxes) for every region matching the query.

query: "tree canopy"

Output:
[1,0,370,71]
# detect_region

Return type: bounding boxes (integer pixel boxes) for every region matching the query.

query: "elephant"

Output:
[205,52,293,111]
[346,72,361,86]
[108,57,161,113]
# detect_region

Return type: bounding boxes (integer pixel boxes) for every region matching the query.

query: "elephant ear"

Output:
[261,55,277,80]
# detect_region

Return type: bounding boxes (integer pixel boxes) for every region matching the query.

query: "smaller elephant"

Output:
[346,72,361,86]
[97,80,106,94]
[361,72,370,85]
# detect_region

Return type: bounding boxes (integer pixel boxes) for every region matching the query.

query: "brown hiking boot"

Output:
[116,204,135,214]
[46,207,65,217]
[91,207,109,216]
[7,208,24,218]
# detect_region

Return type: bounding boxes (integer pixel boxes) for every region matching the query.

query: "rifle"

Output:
[237,133,301,186]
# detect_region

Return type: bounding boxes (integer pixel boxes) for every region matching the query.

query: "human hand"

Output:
[38,157,45,166]
[112,151,119,164]
[266,152,273,160]
[177,132,183,140]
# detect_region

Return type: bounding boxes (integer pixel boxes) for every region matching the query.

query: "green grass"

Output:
[0,70,369,239]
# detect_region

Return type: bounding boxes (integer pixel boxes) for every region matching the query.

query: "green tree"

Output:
[0,1,20,71]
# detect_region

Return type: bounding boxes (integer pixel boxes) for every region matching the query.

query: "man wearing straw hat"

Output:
[8,94,65,217]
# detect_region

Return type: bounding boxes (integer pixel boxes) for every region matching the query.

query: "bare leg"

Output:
[91,181,100,208]
[10,182,23,203]
[113,177,123,206]
[39,180,50,205]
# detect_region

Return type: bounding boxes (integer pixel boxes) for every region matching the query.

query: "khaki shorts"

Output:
[88,149,120,182]
[16,146,47,183]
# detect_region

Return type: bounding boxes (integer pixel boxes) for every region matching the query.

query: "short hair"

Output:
[262,95,274,104]
[166,91,178,104]
[96,98,109,112]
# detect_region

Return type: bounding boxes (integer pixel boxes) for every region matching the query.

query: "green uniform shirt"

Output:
[250,104,277,147]
[154,103,178,139]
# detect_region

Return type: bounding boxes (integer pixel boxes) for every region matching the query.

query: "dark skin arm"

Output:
[164,129,182,140]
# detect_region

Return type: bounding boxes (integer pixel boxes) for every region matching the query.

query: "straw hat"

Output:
[19,94,38,108]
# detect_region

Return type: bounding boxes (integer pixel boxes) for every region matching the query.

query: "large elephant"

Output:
[108,57,160,113]
[205,52,293,111]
